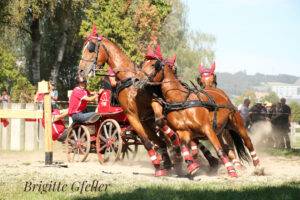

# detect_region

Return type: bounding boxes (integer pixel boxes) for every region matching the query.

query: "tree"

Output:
[233,90,257,106]
[261,91,280,104]
[289,101,300,123]
[80,0,171,63]
[159,0,215,82]
[0,42,35,102]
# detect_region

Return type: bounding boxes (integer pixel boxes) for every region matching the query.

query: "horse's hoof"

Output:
[187,162,201,175]
[253,166,265,176]
[155,169,168,177]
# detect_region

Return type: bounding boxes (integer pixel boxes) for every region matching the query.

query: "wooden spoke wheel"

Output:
[120,131,139,161]
[66,125,91,162]
[96,119,122,164]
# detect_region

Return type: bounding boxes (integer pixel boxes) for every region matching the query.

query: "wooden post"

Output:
[68,90,73,125]
[38,80,52,165]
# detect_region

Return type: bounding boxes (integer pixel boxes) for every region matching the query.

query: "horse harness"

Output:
[153,80,236,134]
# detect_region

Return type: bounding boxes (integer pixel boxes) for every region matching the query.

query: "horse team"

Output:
[78,26,263,178]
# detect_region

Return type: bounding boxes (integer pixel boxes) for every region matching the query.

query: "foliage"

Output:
[80,0,171,63]
[159,0,215,82]
[261,91,280,104]
[289,101,300,122]
[233,90,257,106]
[0,42,35,102]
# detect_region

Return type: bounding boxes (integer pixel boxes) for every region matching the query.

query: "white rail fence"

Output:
[0,103,44,151]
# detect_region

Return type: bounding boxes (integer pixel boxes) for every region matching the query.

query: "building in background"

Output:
[266,79,300,103]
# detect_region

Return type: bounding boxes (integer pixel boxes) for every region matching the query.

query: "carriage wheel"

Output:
[120,132,139,161]
[96,119,122,164]
[66,125,91,162]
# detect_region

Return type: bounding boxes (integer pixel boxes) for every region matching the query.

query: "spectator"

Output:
[238,98,251,128]
[0,90,11,105]
[49,81,58,108]
[249,101,267,124]
[42,108,68,142]
[34,81,58,107]
[272,98,291,149]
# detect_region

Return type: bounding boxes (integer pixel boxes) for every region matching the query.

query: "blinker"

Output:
[87,41,96,53]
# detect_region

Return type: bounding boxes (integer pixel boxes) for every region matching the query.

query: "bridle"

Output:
[142,59,166,84]
[79,36,109,76]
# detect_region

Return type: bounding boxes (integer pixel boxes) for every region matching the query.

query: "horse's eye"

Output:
[87,42,96,53]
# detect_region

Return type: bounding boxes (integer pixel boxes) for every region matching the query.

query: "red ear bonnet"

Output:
[209,62,216,74]
[145,45,156,59]
[92,24,98,36]
[198,63,205,74]
[165,54,176,66]
[154,45,163,60]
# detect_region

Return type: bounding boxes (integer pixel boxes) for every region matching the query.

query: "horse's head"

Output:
[198,62,216,88]
[140,45,176,85]
[78,26,109,77]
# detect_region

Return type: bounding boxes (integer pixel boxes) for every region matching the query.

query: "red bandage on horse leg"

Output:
[161,125,180,146]
[147,149,161,166]
[190,141,199,156]
[181,145,193,162]
[220,155,237,177]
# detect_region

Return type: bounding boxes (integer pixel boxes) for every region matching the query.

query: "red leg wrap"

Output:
[250,151,260,166]
[162,125,181,147]
[190,141,199,157]
[221,156,238,178]
[148,149,161,166]
[181,145,193,162]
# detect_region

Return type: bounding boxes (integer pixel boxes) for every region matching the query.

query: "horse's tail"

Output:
[229,129,251,163]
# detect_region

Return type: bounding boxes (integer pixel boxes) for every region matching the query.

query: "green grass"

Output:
[1,181,300,200]
[262,148,300,157]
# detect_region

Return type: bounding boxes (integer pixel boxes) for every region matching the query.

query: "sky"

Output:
[185,0,300,76]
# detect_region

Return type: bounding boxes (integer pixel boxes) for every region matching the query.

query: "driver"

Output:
[68,75,103,123]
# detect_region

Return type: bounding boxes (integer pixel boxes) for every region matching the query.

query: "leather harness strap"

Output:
[115,77,138,96]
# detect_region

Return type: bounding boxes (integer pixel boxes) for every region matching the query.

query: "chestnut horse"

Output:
[140,59,264,177]
[197,63,217,88]
[77,28,188,176]
[197,63,244,169]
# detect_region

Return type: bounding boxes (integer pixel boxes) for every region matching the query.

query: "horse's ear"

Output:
[198,63,205,74]
[92,24,98,36]
[155,45,163,60]
[145,45,156,59]
[210,62,216,73]
[172,54,176,61]
[166,54,176,67]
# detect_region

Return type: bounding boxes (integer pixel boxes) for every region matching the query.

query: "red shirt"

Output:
[35,93,44,102]
[42,109,66,141]
[68,86,90,116]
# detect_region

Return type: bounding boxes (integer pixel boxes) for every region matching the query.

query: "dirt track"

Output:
[1,142,300,187]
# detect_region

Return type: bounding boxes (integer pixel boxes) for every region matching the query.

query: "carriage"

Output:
[65,84,142,163]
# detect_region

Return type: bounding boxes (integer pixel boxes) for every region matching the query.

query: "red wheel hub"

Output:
[106,138,116,148]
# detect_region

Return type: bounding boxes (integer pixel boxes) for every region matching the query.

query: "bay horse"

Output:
[140,58,264,177]
[78,27,190,176]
